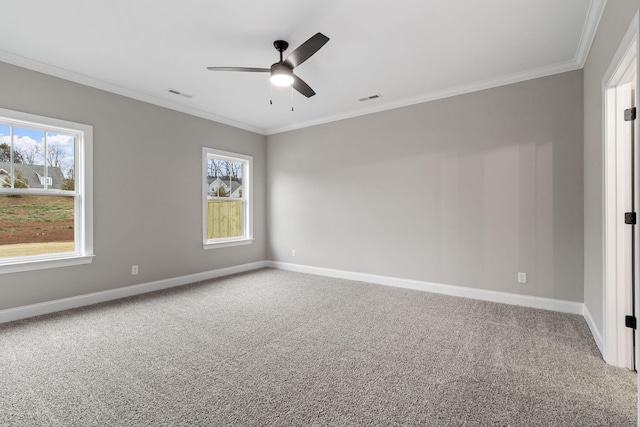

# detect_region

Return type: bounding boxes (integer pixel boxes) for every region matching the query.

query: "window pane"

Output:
[13,127,45,189]
[206,200,243,239]
[207,157,243,198]
[47,132,75,190]
[0,195,75,258]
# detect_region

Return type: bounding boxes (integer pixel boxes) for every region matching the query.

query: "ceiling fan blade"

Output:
[284,33,329,69]
[206,67,270,72]
[292,74,316,98]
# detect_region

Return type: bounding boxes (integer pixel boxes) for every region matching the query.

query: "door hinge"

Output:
[625,212,637,224]
[626,315,637,329]
[625,107,637,121]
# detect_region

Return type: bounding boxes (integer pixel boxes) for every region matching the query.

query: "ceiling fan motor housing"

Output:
[271,62,293,75]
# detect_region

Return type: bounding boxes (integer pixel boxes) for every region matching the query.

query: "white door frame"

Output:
[603,12,639,369]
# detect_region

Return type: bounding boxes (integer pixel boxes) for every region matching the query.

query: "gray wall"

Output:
[0,61,267,310]
[267,70,584,302]
[583,1,640,335]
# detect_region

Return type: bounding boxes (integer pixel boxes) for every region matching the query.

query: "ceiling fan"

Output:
[207,32,329,98]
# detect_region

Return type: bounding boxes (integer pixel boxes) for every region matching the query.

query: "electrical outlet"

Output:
[132,265,139,275]
[518,272,527,284]
[292,249,296,257]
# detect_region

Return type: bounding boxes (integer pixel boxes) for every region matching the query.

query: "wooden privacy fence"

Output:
[207,201,243,239]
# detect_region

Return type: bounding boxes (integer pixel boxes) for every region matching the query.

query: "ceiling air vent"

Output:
[167,89,193,99]
[358,94,382,102]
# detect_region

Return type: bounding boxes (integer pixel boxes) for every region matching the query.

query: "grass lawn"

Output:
[0,195,75,257]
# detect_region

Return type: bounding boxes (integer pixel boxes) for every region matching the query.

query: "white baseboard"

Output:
[267,261,585,315]
[582,304,604,356]
[1,259,599,349]
[0,261,268,324]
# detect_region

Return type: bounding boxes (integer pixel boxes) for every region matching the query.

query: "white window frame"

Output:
[0,108,94,274]
[202,147,253,249]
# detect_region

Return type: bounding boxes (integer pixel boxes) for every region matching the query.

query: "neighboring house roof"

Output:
[0,162,65,189]
[228,181,241,194]
[207,177,242,196]
[207,176,242,185]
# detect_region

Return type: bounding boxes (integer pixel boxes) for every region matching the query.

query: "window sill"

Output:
[203,238,254,250]
[0,254,95,275]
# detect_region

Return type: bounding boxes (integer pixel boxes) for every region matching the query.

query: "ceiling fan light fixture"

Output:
[271,74,294,87]
[270,63,294,87]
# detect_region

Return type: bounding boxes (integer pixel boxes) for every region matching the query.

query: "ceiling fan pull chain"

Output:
[270,83,273,105]
[291,86,294,112]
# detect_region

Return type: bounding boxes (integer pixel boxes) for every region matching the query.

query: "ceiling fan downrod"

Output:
[273,40,289,62]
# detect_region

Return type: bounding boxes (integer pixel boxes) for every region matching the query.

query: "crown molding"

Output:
[266,59,582,135]
[575,0,607,66]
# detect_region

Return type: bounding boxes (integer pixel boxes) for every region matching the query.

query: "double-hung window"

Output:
[0,108,93,273]
[202,147,252,248]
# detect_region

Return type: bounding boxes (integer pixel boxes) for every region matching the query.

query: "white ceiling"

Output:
[0,0,604,135]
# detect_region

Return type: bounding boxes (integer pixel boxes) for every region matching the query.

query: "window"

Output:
[202,147,252,248]
[36,173,53,186]
[0,108,93,274]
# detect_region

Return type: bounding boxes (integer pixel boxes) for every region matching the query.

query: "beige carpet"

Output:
[0,268,636,426]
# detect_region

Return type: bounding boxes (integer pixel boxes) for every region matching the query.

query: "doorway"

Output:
[604,20,639,370]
